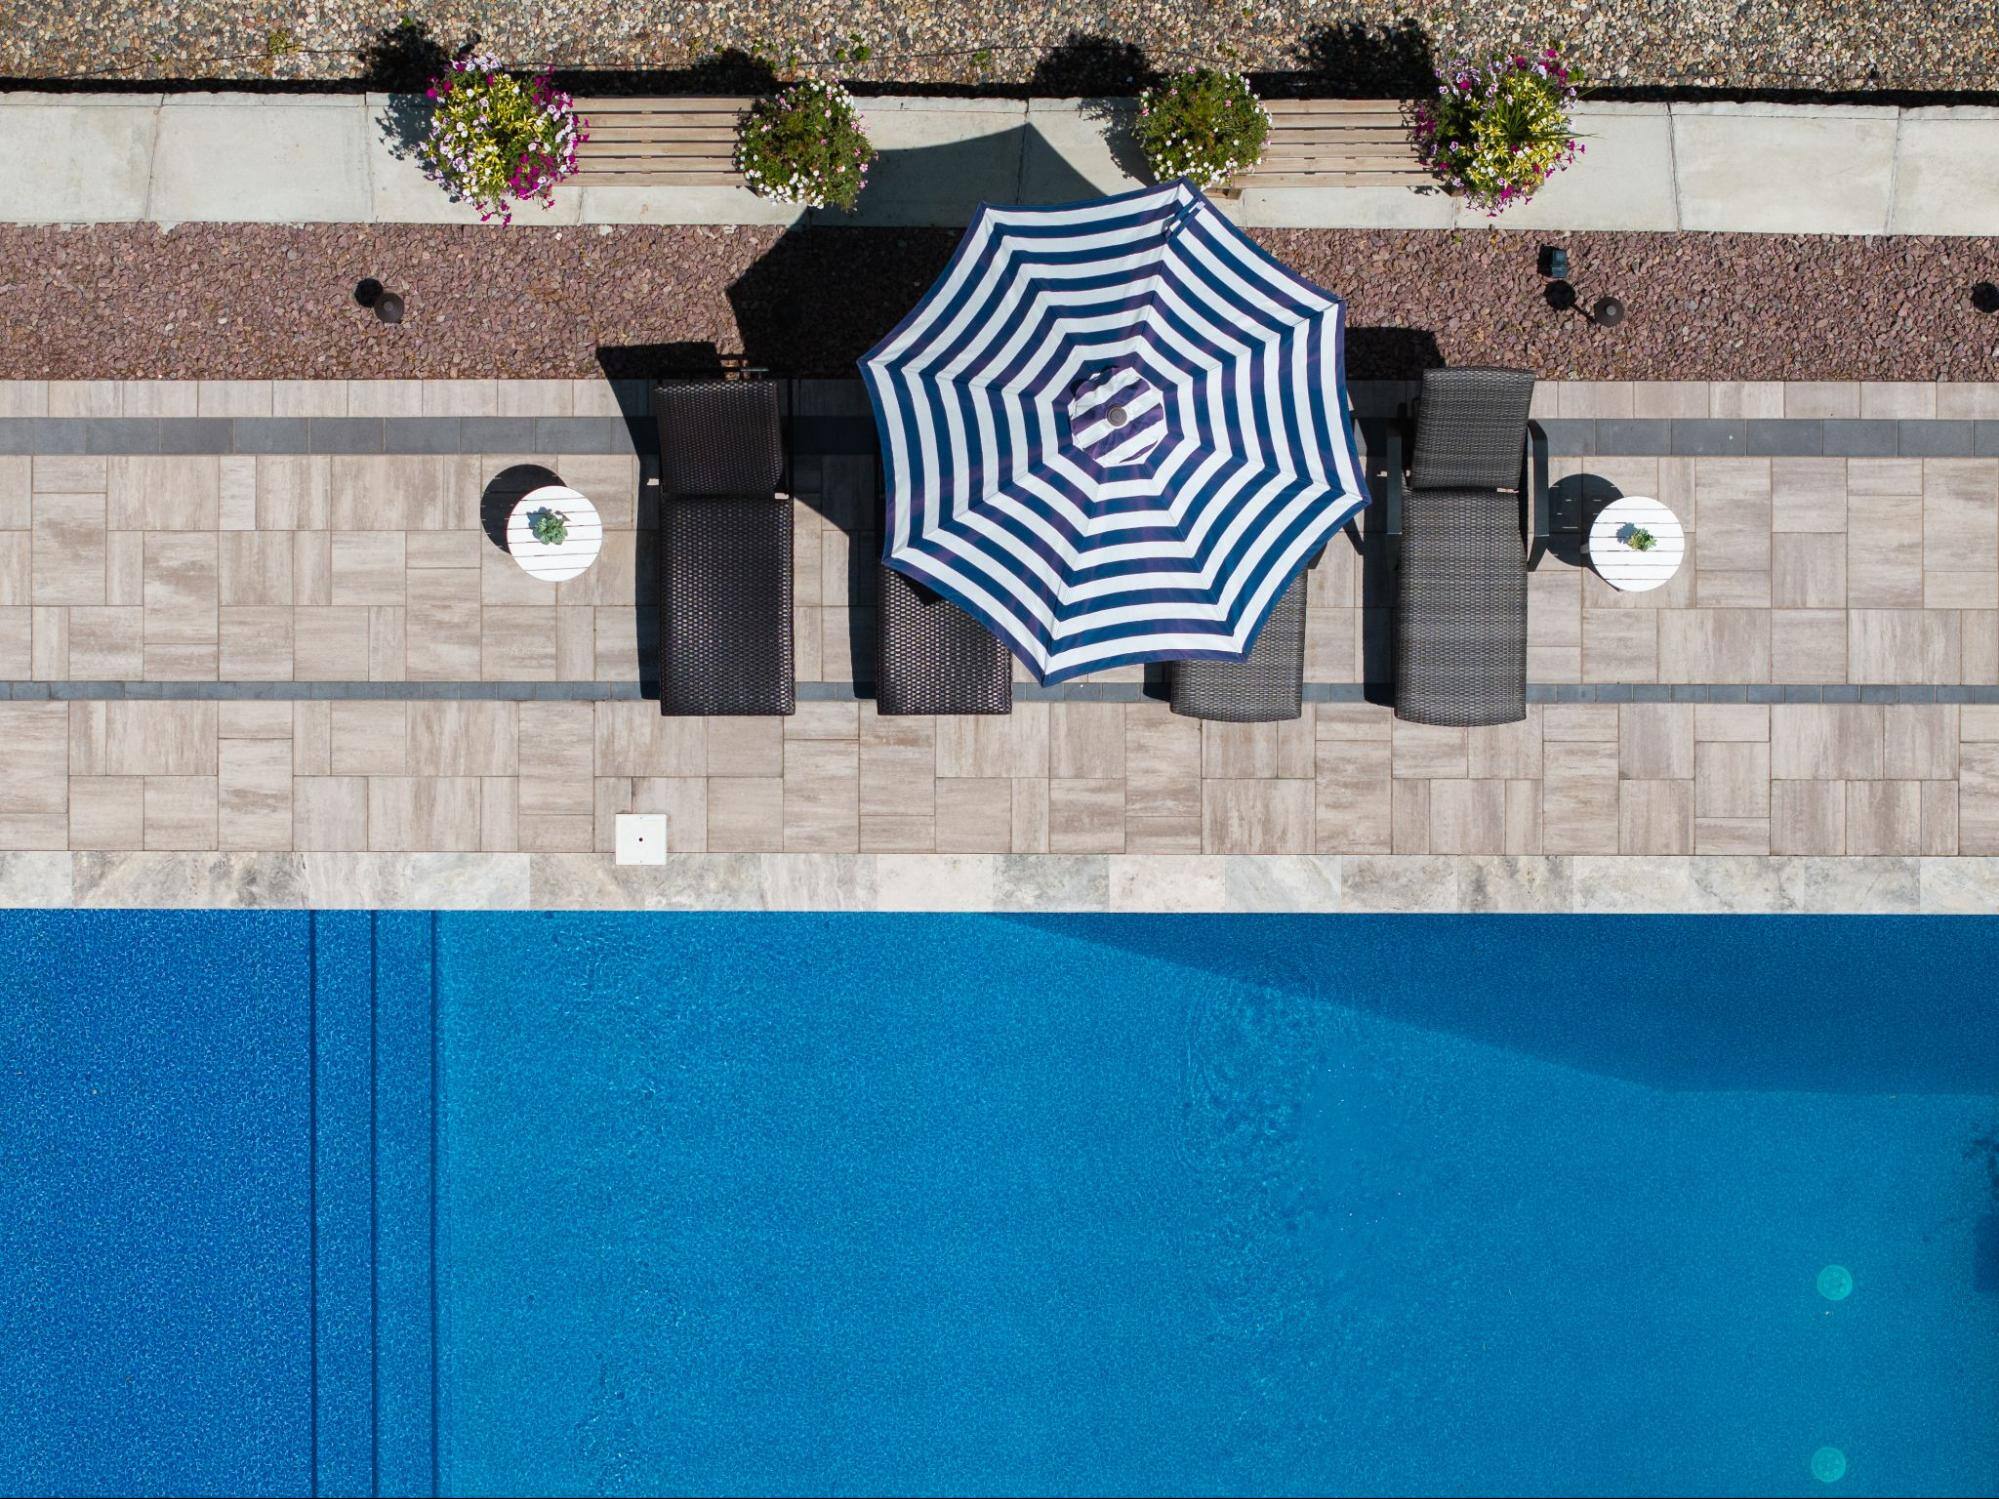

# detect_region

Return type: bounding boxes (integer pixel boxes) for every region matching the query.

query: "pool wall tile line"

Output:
[372,912,439,1499]
[309,910,439,1499]
[312,910,376,1498]
[23,849,1999,914]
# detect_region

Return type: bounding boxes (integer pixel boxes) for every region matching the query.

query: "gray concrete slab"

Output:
[1461,103,1678,231]
[361,93,557,225]
[577,185,801,226]
[9,103,159,223]
[10,91,1999,236]
[819,104,1030,226]
[1238,184,1454,229]
[1670,104,1897,234]
[1018,100,1142,202]
[1890,110,1999,235]
[150,95,371,222]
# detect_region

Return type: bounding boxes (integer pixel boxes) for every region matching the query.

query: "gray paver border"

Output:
[5,416,1999,458]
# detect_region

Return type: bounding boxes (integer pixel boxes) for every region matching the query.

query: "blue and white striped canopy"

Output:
[860,180,1369,685]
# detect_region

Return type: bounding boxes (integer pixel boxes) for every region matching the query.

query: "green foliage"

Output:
[1133,69,1271,191]
[736,79,875,211]
[1412,46,1584,215]
[417,57,585,224]
[529,507,569,547]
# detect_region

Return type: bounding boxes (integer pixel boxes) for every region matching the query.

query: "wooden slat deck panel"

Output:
[572,96,752,185]
[570,94,1432,191]
[1262,97,1411,113]
[589,140,739,155]
[1238,97,1429,190]
[1243,172,1430,188]
[573,96,757,117]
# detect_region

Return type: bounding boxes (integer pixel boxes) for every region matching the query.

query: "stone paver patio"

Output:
[3,376,1998,910]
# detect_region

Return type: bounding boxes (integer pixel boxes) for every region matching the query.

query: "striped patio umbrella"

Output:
[860,180,1369,685]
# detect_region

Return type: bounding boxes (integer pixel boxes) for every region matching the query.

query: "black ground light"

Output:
[355,278,407,323]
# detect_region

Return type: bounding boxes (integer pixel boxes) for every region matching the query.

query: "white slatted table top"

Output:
[1587,494,1686,593]
[507,486,604,583]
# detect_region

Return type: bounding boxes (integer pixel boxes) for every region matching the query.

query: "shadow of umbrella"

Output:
[811,121,1108,231]
[1002,913,1999,1096]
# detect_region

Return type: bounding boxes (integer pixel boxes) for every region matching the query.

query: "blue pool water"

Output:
[3,912,1997,1497]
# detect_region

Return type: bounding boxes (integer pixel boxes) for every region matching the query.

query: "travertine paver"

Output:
[4,380,1999,874]
[12,444,1993,691]
[3,695,1996,859]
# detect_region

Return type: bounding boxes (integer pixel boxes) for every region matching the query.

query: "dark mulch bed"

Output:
[7,223,1997,381]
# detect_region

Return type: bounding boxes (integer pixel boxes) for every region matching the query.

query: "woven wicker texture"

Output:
[1394,486,1527,727]
[876,565,1013,715]
[1408,367,1536,492]
[653,378,785,499]
[659,497,795,715]
[655,375,793,716]
[1169,573,1308,723]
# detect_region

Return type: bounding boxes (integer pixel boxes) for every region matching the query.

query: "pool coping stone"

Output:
[5,851,1992,914]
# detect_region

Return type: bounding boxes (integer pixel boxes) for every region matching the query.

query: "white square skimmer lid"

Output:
[615,813,668,866]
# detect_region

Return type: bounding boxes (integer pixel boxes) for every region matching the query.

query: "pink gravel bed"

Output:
[7,223,1998,380]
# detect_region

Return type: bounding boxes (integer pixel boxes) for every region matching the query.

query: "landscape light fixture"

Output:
[355,278,407,324]
[1974,282,1999,314]
[1537,244,1623,329]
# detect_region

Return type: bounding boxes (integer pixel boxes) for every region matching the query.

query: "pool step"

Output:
[311,912,439,1499]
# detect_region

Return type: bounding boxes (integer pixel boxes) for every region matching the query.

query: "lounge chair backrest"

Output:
[1408,366,1535,492]
[654,378,784,499]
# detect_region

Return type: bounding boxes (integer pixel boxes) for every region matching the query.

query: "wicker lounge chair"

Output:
[876,565,1013,715]
[1385,367,1548,728]
[1168,572,1310,723]
[654,377,795,716]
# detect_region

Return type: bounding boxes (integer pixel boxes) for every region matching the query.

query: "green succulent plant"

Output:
[529,507,569,546]
[1627,526,1656,552]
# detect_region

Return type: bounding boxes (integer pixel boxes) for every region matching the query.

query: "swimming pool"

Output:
[4,911,1997,1496]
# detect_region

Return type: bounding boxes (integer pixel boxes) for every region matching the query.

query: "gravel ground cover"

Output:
[6,1,1996,94]
[7,223,1997,381]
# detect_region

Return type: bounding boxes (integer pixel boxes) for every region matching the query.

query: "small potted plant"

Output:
[418,54,587,224]
[1134,69,1271,192]
[528,506,570,547]
[1624,525,1656,552]
[736,79,875,211]
[1412,44,1583,216]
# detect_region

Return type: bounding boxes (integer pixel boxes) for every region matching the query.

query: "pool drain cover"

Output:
[1816,1265,1853,1301]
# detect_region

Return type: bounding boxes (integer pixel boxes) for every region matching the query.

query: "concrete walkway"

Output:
[9,91,1999,234]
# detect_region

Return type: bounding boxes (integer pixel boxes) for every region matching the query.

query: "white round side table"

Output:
[1587,494,1685,593]
[507,485,603,583]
